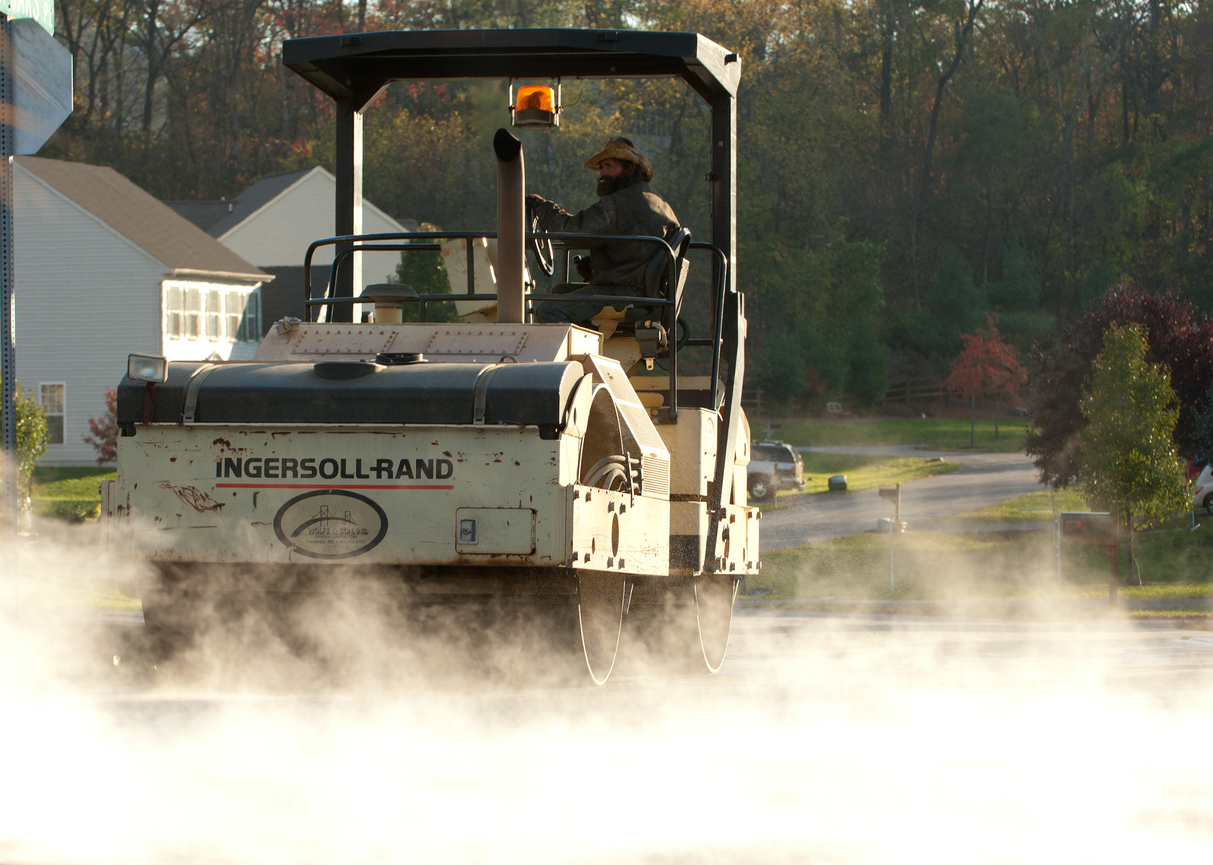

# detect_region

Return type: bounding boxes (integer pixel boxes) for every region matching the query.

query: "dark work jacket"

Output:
[531,177,680,291]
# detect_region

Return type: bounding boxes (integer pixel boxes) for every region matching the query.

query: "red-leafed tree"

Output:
[944,320,1029,446]
[83,388,118,465]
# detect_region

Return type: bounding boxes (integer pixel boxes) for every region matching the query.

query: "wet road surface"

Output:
[4,607,1212,864]
[760,445,1049,551]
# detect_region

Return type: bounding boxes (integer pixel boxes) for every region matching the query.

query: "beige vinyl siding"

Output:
[217,168,407,291]
[14,163,166,466]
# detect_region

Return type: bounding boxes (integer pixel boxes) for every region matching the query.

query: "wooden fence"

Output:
[879,378,946,405]
[740,379,957,419]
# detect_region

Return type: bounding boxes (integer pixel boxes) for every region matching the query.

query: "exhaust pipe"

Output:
[494,128,525,324]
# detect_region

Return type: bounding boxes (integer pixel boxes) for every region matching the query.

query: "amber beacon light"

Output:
[511,83,560,129]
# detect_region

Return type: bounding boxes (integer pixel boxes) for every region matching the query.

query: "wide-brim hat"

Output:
[585,136,653,182]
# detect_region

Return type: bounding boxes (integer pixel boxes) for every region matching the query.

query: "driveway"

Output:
[759,445,1049,552]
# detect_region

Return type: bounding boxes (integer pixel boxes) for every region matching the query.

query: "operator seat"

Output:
[578,227,692,338]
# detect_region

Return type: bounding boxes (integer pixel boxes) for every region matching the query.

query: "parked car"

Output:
[747,440,805,502]
[1193,464,1213,514]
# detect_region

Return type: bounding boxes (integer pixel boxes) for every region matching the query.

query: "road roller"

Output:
[103,29,758,683]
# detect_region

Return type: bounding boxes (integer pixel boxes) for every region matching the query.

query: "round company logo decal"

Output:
[273,490,388,560]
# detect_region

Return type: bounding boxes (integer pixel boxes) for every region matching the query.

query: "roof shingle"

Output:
[16,156,267,281]
[205,167,316,238]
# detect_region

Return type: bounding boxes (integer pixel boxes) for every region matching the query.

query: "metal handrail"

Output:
[302,230,729,415]
[689,241,728,410]
[309,230,680,314]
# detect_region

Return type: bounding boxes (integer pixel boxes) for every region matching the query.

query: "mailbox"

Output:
[878,483,901,520]
[1060,508,1122,604]
[1061,512,1116,544]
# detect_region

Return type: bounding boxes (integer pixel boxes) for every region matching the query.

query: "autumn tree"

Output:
[83,388,118,464]
[1079,323,1189,571]
[37,0,1213,403]
[944,320,1028,446]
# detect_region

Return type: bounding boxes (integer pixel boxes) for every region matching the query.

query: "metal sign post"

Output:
[0,9,71,617]
[1051,489,1061,586]
[878,483,901,593]
[1,16,16,620]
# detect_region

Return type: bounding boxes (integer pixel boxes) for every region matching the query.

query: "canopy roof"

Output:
[282,29,740,109]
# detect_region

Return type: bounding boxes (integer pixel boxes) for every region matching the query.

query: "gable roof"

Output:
[175,166,411,242]
[163,200,236,233]
[205,166,318,238]
[15,156,268,281]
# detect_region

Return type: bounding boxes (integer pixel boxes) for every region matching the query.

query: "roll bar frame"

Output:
[283,27,745,574]
[302,230,729,417]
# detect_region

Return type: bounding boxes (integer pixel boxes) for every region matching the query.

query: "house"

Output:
[14,156,269,466]
[166,166,415,328]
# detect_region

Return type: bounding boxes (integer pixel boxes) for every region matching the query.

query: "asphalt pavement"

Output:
[760,444,1050,551]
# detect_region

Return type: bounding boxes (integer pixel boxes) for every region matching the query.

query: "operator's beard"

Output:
[596,174,629,198]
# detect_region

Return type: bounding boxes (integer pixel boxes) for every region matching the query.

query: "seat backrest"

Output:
[641,227,691,299]
[640,227,691,330]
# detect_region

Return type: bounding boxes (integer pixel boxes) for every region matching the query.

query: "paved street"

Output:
[760,445,1050,551]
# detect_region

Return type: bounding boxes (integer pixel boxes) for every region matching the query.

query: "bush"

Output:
[14,383,47,495]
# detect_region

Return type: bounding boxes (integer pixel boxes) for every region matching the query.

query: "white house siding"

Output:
[161,279,264,363]
[13,165,166,466]
[218,169,406,292]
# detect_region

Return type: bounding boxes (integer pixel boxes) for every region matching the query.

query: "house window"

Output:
[40,384,64,445]
[226,290,243,337]
[166,285,184,338]
[206,289,222,339]
[236,289,261,341]
[185,288,202,338]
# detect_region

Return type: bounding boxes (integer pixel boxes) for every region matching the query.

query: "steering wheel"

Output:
[525,199,555,278]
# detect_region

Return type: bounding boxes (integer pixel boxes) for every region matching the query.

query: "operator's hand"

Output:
[525,193,548,209]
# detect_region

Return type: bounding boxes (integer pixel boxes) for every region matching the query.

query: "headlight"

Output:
[128,353,168,383]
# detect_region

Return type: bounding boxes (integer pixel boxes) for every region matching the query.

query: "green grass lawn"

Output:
[956,488,1089,522]
[760,453,958,510]
[747,516,1213,604]
[762,417,1029,453]
[29,466,114,522]
[798,453,958,494]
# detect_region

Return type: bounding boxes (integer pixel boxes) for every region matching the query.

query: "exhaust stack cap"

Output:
[493,127,522,162]
[360,283,417,323]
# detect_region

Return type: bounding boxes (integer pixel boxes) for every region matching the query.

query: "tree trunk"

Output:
[142,0,160,143]
[995,392,1000,439]
[1127,514,1138,585]
[879,2,894,154]
[912,0,983,313]
[970,388,976,447]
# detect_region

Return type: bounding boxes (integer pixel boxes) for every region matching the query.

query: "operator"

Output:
[526,136,679,325]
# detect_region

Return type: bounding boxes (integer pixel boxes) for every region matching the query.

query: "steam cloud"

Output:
[1,521,1211,864]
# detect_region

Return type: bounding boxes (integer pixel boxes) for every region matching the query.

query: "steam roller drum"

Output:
[577,571,628,685]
